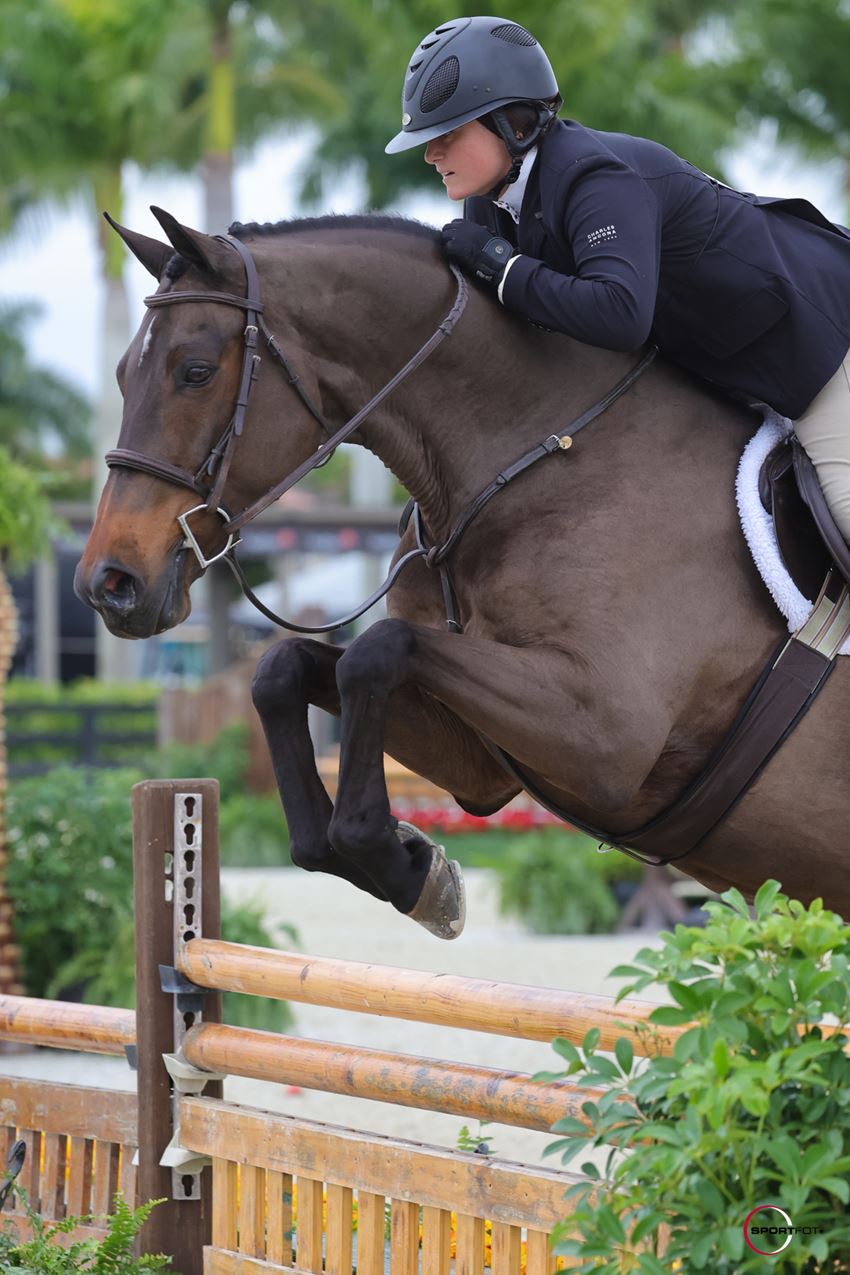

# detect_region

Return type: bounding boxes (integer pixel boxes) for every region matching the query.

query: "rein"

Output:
[105,233,656,634]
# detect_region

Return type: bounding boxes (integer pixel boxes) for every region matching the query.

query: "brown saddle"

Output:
[759,436,850,600]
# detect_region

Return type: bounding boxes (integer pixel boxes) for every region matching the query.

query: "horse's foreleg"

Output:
[328,623,525,936]
[329,618,671,921]
[328,624,535,938]
[251,637,389,899]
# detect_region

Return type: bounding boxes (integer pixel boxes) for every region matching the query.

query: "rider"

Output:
[385,15,850,542]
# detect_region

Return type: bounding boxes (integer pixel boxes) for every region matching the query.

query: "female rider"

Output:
[385,16,850,542]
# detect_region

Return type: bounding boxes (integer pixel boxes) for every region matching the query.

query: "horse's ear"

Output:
[103,212,171,280]
[149,206,232,277]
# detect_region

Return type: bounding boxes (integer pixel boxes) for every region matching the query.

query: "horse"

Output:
[75,206,850,936]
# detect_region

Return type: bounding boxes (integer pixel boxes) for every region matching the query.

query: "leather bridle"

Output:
[105,231,656,634]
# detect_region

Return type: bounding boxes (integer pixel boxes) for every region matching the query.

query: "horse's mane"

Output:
[228,213,440,243]
[164,213,439,280]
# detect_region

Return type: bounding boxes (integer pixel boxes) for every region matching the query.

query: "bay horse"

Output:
[75,207,850,935]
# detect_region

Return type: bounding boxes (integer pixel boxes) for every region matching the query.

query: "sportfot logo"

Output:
[743,1204,825,1256]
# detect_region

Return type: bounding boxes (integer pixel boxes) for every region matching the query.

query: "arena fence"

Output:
[0,779,671,1273]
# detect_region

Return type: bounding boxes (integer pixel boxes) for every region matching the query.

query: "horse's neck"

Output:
[306,252,618,534]
[263,233,684,540]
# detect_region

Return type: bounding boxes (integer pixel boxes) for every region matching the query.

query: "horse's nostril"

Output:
[92,563,138,612]
[104,568,132,597]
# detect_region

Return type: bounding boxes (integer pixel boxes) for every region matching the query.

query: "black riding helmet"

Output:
[385,15,560,176]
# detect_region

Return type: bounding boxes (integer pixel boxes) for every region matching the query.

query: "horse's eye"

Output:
[184,365,213,385]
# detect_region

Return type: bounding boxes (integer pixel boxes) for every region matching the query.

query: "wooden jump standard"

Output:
[0,780,668,1274]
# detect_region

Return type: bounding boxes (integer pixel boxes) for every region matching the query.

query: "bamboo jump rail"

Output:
[0,994,135,1055]
[178,939,676,1053]
[181,1022,605,1133]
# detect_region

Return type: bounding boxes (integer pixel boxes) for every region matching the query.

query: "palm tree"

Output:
[0,0,343,676]
[0,302,91,496]
[289,0,777,207]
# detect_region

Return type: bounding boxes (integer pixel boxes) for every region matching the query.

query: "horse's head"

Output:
[75,208,326,638]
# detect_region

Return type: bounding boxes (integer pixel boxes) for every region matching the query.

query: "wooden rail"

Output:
[181,1023,605,1132]
[179,938,676,1052]
[0,994,135,1054]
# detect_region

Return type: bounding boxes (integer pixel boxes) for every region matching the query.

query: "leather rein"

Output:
[106,232,657,635]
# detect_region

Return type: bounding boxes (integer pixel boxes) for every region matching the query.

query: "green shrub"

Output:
[149,723,249,804]
[7,679,159,771]
[0,450,55,567]
[495,829,640,934]
[219,792,289,867]
[6,767,296,1031]
[6,766,140,997]
[6,679,159,705]
[544,881,850,1272]
[0,1187,173,1272]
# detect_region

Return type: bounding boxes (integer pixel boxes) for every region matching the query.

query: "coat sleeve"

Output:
[501,155,661,350]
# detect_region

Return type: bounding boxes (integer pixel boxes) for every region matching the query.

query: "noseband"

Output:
[105,232,655,632]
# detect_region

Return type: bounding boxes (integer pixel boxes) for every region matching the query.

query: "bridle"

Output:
[105,232,656,635]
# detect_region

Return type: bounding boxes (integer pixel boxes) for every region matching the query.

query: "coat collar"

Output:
[490,147,539,224]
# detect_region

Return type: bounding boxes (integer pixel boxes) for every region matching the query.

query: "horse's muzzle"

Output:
[74,553,192,638]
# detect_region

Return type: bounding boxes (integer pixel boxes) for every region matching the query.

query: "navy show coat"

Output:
[464,120,850,419]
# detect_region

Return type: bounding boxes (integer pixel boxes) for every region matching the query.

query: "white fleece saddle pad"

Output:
[736,411,850,656]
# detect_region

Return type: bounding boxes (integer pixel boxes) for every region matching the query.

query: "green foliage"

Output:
[495,829,640,934]
[6,766,139,997]
[543,881,850,1271]
[0,1187,173,1272]
[218,792,289,868]
[150,723,250,805]
[0,301,91,484]
[5,766,296,1030]
[7,680,159,705]
[456,1121,497,1157]
[7,680,158,770]
[438,829,541,870]
[0,447,55,567]
[294,0,748,209]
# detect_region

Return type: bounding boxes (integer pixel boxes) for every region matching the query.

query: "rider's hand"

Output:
[441,220,514,288]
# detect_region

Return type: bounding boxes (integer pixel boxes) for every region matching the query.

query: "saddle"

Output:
[759,436,850,602]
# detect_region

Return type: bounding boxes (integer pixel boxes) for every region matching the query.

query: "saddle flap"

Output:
[759,438,833,602]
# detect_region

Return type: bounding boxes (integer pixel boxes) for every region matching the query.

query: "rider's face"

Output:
[424,120,512,201]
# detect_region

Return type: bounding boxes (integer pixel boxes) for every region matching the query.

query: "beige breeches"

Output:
[795,348,850,540]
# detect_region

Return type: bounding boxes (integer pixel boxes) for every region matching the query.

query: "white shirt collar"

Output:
[491,147,538,224]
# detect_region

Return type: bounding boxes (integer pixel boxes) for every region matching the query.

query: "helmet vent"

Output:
[420,38,439,49]
[420,56,460,113]
[490,23,537,46]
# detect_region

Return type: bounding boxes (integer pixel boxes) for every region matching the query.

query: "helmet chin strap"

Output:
[481,104,552,199]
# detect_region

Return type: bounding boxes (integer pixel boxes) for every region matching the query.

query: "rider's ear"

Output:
[103,212,171,280]
[149,206,233,277]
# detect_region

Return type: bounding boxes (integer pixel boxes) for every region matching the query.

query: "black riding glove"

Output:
[441,220,514,289]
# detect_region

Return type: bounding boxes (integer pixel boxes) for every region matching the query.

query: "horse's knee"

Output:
[336,619,416,695]
[251,638,313,716]
[327,809,381,866]
[289,838,338,873]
